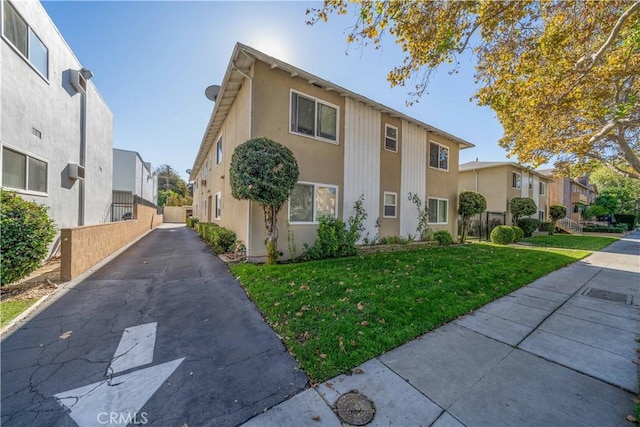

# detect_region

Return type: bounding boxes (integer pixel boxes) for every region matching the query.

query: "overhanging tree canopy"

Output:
[310,1,640,178]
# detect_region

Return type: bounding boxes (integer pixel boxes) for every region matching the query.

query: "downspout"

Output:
[474,170,478,193]
[78,91,87,226]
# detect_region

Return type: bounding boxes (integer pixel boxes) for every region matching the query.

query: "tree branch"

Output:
[575,1,640,70]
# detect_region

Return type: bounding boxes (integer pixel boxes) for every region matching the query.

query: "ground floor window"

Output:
[2,146,47,193]
[428,197,448,224]
[214,192,221,219]
[383,192,397,218]
[289,182,338,223]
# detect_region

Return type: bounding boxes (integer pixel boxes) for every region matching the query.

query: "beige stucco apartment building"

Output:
[538,170,598,222]
[459,161,551,225]
[190,43,474,261]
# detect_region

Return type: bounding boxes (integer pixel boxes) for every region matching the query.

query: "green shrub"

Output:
[511,226,524,242]
[198,222,236,254]
[517,218,542,237]
[186,217,199,228]
[510,197,537,223]
[433,230,453,246]
[304,216,357,260]
[379,235,411,245]
[539,221,554,232]
[1,191,56,285]
[583,225,627,233]
[614,214,637,231]
[491,225,515,245]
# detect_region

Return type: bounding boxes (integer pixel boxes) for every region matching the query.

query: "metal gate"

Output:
[464,211,507,241]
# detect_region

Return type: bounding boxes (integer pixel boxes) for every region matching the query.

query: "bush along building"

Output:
[190,43,475,261]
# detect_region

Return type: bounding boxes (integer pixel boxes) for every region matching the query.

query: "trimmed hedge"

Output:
[539,222,554,232]
[186,217,199,228]
[614,214,637,231]
[511,226,524,242]
[517,218,542,237]
[433,230,453,246]
[1,191,56,285]
[583,224,627,233]
[198,222,236,254]
[491,225,515,245]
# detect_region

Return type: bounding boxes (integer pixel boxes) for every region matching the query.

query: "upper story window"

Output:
[512,172,522,189]
[290,90,338,143]
[384,124,398,152]
[429,141,448,171]
[539,182,546,195]
[289,182,338,223]
[2,146,48,194]
[2,1,48,79]
[216,136,223,165]
[528,175,533,189]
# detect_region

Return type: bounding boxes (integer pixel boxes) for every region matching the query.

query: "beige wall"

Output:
[163,206,191,223]
[426,135,461,236]
[379,113,401,237]
[61,204,162,280]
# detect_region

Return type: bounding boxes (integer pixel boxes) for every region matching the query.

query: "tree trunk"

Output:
[263,205,278,265]
[460,218,468,243]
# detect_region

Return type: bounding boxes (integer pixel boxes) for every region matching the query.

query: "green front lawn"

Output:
[231,244,589,382]
[521,235,618,251]
[1,299,38,328]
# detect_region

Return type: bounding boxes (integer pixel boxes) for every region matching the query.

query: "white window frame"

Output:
[427,197,449,225]
[512,172,522,189]
[289,89,340,144]
[539,182,546,195]
[214,192,221,219]
[383,191,397,218]
[429,141,449,171]
[384,124,398,153]
[1,144,48,196]
[1,1,49,81]
[215,135,223,165]
[288,181,339,224]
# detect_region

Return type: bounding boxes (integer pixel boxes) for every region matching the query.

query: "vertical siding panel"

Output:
[400,120,427,237]
[343,98,381,242]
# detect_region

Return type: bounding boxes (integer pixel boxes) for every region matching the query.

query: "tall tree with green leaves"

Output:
[157,164,191,207]
[230,138,299,264]
[310,1,640,178]
[458,191,487,243]
[590,165,640,213]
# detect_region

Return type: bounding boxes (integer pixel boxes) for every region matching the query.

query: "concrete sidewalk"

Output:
[242,232,640,427]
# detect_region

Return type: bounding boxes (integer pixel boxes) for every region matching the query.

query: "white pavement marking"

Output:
[109,322,157,374]
[54,358,184,427]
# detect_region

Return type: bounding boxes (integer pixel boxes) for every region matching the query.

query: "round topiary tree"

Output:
[509,197,537,224]
[490,225,515,245]
[1,191,56,285]
[548,205,567,235]
[230,138,299,264]
[458,191,487,243]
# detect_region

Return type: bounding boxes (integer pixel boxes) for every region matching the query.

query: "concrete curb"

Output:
[0,226,159,342]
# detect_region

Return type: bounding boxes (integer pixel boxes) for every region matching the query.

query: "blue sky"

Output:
[42,1,510,180]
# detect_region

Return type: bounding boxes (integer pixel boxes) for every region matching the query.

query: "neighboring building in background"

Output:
[190,43,474,261]
[459,161,551,224]
[1,0,113,248]
[538,170,598,222]
[112,148,158,221]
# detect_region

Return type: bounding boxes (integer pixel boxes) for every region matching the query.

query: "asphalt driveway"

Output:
[1,224,307,426]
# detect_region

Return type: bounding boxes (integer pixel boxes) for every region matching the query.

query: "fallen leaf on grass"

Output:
[350,340,356,346]
[357,302,364,311]
[59,331,72,340]
[319,354,327,360]
[295,312,303,317]
[377,318,385,324]
[360,321,369,327]
[338,337,346,354]
[300,285,310,291]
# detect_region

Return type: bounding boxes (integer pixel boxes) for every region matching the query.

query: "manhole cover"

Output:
[335,391,376,426]
[582,288,633,305]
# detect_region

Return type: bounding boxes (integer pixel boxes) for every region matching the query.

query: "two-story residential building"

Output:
[112,148,158,221]
[190,43,474,261]
[459,161,551,224]
[538,170,598,222]
[1,0,113,242]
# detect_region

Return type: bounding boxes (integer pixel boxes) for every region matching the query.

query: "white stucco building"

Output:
[1,0,114,237]
[112,148,158,220]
